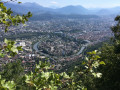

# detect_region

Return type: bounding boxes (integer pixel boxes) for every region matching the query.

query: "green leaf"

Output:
[11,46,18,53]
[17,46,23,51]
[0,53,5,57]
[99,61,105,65]
[18,2,22,4]
[62,72,70,79]
[4,38,8,44]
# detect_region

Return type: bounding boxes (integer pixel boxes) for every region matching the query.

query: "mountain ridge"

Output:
[4,2,120,15]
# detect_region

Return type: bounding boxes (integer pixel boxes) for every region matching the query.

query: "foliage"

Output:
[0,38,23,57]
[67,50,104,90]
[23,51,104,90]
[94,40,120,89]
[0,0,32,32]
[25,61,63,90]
[0,0,31,89]
[0,75,16,90]
[0,50,104,90]
[0,0,32,57]
[93,15,120,90]
[111,15,120,54]
[0,60,24,83]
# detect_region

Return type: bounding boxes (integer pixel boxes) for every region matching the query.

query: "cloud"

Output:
[51,1,58,4]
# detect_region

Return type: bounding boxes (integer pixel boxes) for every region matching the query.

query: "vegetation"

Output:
[0,0,32,57]
[93,15,120,90]
[0,51,104,90]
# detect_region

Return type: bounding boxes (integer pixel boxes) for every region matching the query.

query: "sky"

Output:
[14,0,120,8]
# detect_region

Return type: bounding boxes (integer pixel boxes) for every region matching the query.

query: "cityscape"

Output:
[0,13,115,72]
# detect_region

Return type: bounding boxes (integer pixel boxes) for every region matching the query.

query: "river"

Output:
[33,40,91,56]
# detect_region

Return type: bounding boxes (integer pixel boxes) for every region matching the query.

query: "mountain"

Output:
[96,9,112,15]
[4,3,89,15]
[54,5,89,14]
[95,7,120,15]
[4,2,120,16]
[4,2,53,14]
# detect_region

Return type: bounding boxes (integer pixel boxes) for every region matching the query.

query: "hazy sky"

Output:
[18,0,120,8]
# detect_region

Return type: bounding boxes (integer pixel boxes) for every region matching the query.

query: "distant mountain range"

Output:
[5,2,120,16]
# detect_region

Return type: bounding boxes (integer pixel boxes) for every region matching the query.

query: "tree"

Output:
[0,0,32,89]
[0,0,32,57]
[111,15,120,54]
[24,51,104,90]
[93,16,120,90]
[0,60,24,83]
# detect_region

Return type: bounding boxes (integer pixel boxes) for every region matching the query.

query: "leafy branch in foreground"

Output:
[0,1,32,57]
[0,75,16,90]
[0,1,31,89]
[61,50,105,90]
[23,50,104,90]
[0,50,104,90]
[0,1,32,32]
[0,38,22,57]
